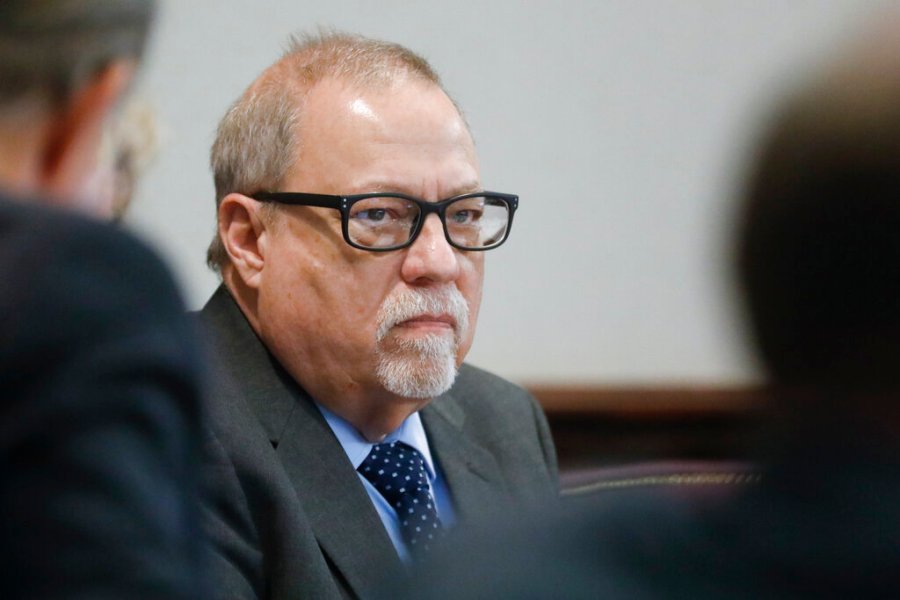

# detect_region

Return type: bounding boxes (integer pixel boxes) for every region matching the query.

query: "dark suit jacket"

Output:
[407,410,900,599]
[198,285,558,599]
[0,196,206,598]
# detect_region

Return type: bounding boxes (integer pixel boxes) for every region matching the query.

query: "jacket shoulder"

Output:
[449,363,543,423]
[443,363,558,492]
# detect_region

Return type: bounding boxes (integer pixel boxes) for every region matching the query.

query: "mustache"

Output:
[375,286,470,342]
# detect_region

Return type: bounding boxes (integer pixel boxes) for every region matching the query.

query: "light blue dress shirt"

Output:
[317,404,456,563]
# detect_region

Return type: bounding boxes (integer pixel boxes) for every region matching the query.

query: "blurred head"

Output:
[0,0,154,214]
[736,15,900,391]
[104,99,160,221]
[213,33,486,437]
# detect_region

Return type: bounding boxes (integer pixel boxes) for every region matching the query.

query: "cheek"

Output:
[463,252,485,302]
[458,255,485,346]
[301,250,403,339]
[260,234,339,330]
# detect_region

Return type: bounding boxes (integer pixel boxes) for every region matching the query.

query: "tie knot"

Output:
[358,441,430,505]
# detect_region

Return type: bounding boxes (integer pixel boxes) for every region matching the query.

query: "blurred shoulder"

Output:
[0,197,195,377]
[0,196,185,315]
[409,492,696,600]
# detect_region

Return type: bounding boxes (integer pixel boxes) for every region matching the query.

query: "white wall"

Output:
[125,0,889,385]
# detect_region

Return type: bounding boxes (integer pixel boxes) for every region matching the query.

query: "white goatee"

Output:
[374,286,469,399]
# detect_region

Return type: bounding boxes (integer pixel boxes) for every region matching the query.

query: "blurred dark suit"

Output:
[0,195,206,598]
[408,409,900,599]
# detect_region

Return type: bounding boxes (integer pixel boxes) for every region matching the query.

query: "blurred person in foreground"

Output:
[400,14,900,600]
[199,31,557,599]
[0,1,206,597]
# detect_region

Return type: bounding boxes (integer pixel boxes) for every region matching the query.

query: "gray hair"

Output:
[206,31,452,273]
[0,0,155,106]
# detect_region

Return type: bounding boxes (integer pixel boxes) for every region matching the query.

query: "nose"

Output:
[400,214,461,285]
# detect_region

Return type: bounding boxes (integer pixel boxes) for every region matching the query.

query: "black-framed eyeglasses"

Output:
[253,191,518,252]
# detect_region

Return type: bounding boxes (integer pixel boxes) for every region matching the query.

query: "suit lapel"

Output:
[422,392,510,521]
[200,286,402,599]
[199,286,298,445]
[276,397,403,597]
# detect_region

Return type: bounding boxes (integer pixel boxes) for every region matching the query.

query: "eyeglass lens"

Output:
[347,195,510,249]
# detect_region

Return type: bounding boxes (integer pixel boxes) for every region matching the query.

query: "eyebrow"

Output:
[449,182,484,196]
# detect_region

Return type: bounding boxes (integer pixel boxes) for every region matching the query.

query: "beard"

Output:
[374,285,470,399]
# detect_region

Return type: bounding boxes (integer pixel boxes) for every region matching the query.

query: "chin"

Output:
[374,342,459,399]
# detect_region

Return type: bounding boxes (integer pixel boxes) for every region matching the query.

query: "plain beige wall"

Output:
[125,0,889,385]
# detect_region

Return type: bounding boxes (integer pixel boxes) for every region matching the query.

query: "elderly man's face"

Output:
[255,77,484,407]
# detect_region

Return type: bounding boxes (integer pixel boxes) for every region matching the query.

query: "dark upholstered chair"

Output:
[560,460,761,500]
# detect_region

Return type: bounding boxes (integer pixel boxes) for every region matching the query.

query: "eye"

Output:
[349,196,417,226]
[347,196,419,249]
[451,210,473,223]
[356,208,388,222]
[447,202,484,225]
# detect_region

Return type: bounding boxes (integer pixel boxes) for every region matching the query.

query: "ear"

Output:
[219,193,270,288]
[40,60,135,206]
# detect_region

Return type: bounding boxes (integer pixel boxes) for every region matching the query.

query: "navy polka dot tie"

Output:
[358,441,444,555]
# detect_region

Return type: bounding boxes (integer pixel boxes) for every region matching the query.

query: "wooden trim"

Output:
[524,385,767,470]
[527,385,767,418]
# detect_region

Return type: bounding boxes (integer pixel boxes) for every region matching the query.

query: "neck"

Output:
[222,267,262,334]
[328,394,428,443]
[767,384,900,456]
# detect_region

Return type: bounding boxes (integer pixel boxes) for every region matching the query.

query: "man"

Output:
[0,1,206,597]
[404,14,900,600]
[199,32,558,599]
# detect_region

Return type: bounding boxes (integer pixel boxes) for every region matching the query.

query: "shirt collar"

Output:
[317,403,437,480]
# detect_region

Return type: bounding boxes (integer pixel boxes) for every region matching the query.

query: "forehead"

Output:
[286,77,480,196]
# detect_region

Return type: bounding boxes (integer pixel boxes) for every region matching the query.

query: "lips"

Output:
[374,286,470,343]
[396,313,457,331]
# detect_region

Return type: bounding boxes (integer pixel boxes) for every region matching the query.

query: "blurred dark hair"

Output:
[0,0,155,106]
[736,37,900,389]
